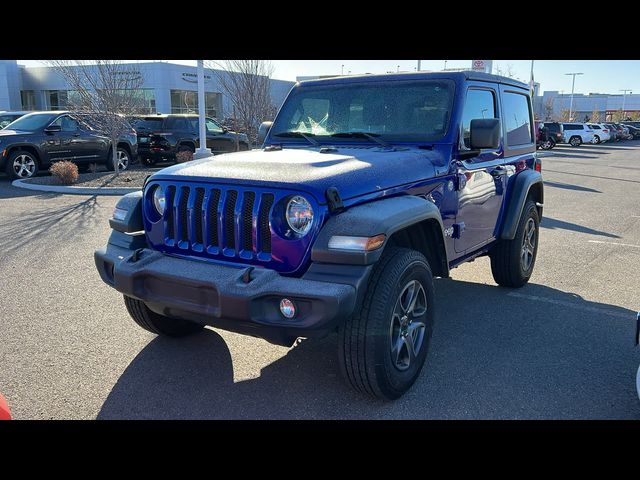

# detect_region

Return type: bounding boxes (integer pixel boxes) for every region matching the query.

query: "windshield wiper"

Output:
[272,131,320,146]
[330,132,392,149]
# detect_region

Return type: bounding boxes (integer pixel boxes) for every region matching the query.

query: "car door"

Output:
[454,85,507,254]
[204,117,238,153]
[42,114,80,162]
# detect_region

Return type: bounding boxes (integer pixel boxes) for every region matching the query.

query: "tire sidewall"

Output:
[371,257,435,399]
[515,201,540,282]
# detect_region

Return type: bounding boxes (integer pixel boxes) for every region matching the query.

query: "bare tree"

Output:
[206,60,278,147]
[590,108,601,123]
[544,98,555,121]
[493,63,520,80]
[560,109,572,121]
[45,60,145,176]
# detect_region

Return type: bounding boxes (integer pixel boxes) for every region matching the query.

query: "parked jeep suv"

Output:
[0,111,137,179]
[95,72,543,400]
[134,114,250,166]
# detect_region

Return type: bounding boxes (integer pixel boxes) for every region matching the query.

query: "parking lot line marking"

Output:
[506,292,632,319]
[587,240,640,248]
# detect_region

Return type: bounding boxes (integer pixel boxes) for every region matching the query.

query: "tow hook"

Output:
[128,248,145,263]
[241,266,255,284]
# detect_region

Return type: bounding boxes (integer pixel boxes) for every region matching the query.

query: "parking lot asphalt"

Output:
[1,142,639,419]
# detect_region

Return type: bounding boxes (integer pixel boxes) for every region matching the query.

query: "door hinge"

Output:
[453,222,465,239]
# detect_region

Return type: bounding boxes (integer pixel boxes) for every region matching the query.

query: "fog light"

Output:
[279,298,296,319]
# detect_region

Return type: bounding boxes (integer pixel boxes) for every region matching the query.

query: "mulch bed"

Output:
[22,166,160,189]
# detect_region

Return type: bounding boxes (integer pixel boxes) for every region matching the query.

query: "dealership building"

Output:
[0,60,295,119]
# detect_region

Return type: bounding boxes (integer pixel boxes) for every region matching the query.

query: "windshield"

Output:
[270,79,454,144]
[5,113,59,131]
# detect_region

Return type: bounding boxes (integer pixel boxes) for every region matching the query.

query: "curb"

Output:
[11,179,139,196]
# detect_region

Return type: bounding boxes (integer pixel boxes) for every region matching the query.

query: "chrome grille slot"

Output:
[242,191,256,252]
[259,193,274,254]
[224,190,238,251]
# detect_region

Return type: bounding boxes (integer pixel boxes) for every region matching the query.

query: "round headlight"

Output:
[286,195,314,235]
[152,186,166,215]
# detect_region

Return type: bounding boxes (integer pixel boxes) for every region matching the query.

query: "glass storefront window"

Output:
[170,90,222,119]
[20,90,36,111]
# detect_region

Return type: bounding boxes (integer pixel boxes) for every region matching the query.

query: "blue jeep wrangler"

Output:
[95,71,543,400]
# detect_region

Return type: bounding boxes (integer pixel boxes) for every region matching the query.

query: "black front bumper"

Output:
[95,240,366,346]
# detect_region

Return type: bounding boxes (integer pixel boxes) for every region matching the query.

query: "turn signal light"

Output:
[328,234,386,252]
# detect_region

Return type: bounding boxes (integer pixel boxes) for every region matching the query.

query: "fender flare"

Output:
[500,170,544,240]
[311,195,448,268]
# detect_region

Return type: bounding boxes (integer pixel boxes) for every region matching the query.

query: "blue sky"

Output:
[17,60,640,96]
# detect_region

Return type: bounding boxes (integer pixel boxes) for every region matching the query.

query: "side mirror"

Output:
[470,118,500,150]
[44,124,62,134]
[258,121,273,145]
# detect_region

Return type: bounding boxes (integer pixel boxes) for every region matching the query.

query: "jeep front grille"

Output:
[161,184,275,258]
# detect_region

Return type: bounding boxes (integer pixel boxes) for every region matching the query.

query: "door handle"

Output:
[73,133,80,137]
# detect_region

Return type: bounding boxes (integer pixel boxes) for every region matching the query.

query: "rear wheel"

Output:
[6,150,39,180]
[141,156,156,166]
[569,136,582,147]
[540,138,555,150]
[123,296,205,337]
[105,148,130,171]
[489,200,540,288]
[338,247,435,400]
[593,135,600,144]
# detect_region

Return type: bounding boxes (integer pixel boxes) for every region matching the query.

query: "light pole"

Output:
[620,89,632,120]
[565,72,583,121]
[194,60,212,159]
[417,60,421,71]
[341,64,344,75]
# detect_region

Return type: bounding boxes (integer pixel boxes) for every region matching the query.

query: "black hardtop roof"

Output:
[298,70,531,91]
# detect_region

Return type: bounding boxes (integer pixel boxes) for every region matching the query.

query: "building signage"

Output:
[182,72,212,84]
[471,60,492,73]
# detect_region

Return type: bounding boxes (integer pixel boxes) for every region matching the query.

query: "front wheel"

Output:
[6,150,39,180]
[123,296,205,337]
[489,200,540,288]
[338,247,435,400]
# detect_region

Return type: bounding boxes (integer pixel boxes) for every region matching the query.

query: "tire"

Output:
[141,156,156,166]
[6,150,39,180]
[489,200,540,288]
[569,136,582,147]
[105,147,130,172]
[593,135,600,144]
[338,247,435,400]
[540,138,555,150]
[123,295,205,337]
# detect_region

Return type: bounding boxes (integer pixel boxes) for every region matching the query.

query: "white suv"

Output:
[561,123,595,146]
[587,123,611,144]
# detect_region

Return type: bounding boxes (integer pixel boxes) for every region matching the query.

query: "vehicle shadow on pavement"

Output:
[541,217,621,238]
[544,181,601,194]
[98,279,640,420]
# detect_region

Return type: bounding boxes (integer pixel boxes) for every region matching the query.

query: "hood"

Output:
[151,146,447,203]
